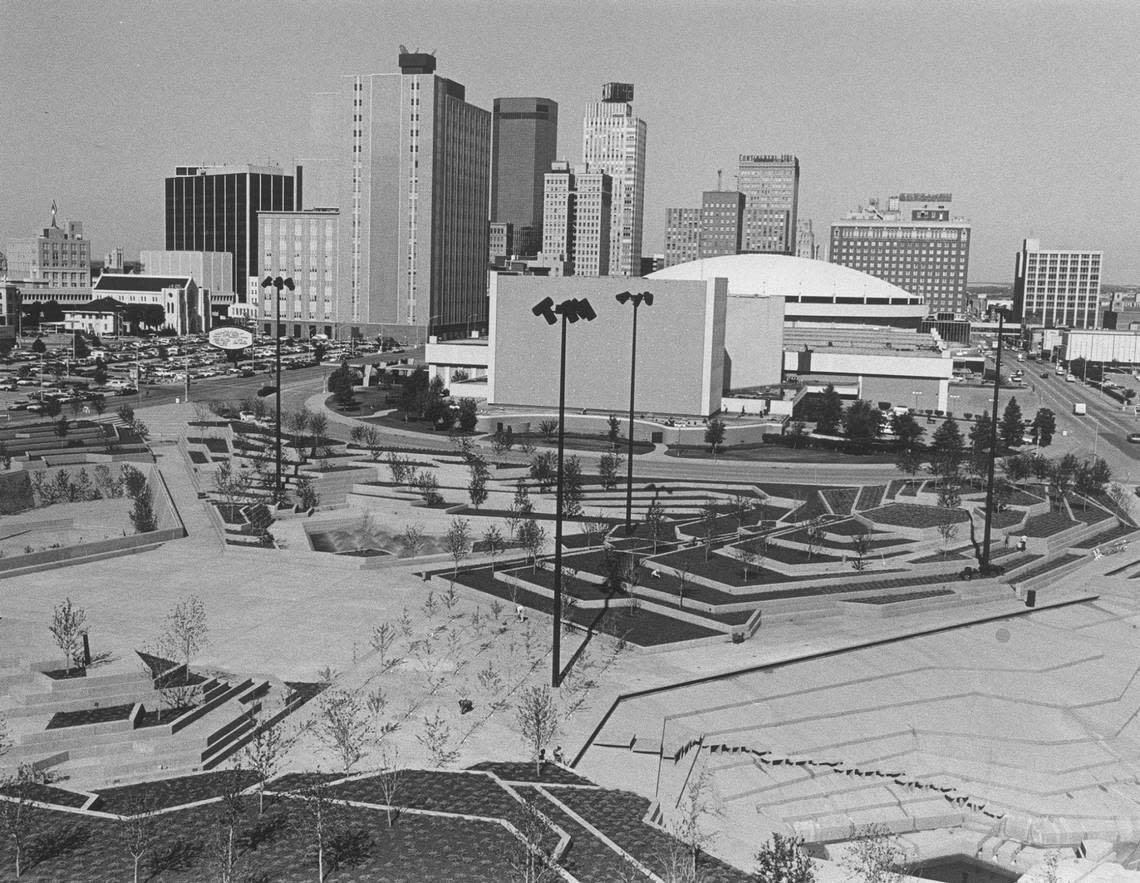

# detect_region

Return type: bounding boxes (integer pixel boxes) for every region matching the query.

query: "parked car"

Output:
[1128,433,1140,444]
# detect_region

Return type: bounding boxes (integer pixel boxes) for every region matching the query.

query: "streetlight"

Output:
[532,295,597,688]
[261,275,294,504]
[615,290,653,534]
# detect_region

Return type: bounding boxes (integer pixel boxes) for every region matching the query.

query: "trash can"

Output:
[1025,589,1036,608]
[175,396,181,404]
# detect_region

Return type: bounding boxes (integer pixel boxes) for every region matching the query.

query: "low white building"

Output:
[1063,329,1140,364]
[62,305,119,336]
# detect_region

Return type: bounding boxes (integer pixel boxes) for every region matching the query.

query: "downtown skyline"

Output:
[2,0,1139,284]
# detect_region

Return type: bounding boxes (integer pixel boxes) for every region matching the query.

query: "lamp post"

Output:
[616,290,653,534]
[262,275,294,504]
[532,295,597,688]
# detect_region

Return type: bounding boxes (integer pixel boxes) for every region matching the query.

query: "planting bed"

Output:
[1022,511,1079,538]
[92,770,261,813]
[863,503,971,528]
[1075,523,1137,549]
[844,588,955,605]
[47,703,133,730]
[554,787,751,883]
[452,567,723,645]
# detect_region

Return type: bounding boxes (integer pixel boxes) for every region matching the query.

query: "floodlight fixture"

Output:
[532,297,557,325]
[260,274,294,505]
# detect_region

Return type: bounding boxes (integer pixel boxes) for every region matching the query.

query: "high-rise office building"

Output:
[164,164,302,300]
[491,97,558,258]
[5,204,91,289]
[795,219,817,259]
[489,222,514,264]
[1013,238,1102,329]
[255,208,340,338]
[582,83,647,277]
[829,193,971,315]
[311,52,490,340]
[664,208,700,268]
[698,190,744,258]
[738,154,799,254]
[539,161,612,277]
[664,191,744,267]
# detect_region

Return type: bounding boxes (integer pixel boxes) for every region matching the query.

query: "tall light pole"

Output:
[532,295,597,687]
[262,275,294,504]
[616,290,653,534]
[981,310,1005,571]
[911,390,922,412]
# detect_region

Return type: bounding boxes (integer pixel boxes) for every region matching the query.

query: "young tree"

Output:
[295,476,320,511]
[529,451,557,492]
[399,524,425,559]
[704,418,726,458]
[515,685,560,775]
[700,501,719,562]
[414,471,443,505]
[376,745,402,828]
[48,597,87,672]
[561,456,584,518]
[328,358,357,408]
[467,452,490,509]
[457,398,479,432]
[599,451,621,491]
[579,512,610,549]
[518,519,547,572]
[483,524,507,574]
[538,418,559,439]
[240,706,296,815]
[815,384,844,435]
[842,822,910,883]
[755,833,816,883]
[286,408,311,454]
[0,764,39,879]
[507,478,533,540]
[805,516,826,561]
[999,397,1025,453]
[1032,407,1056,447]
[116,793,163,883]
[895,449,924,482]
[445,517,472,579]
[297,775,338,882]
[607,414,622,448]
[128,480,158,533]
[308,412,329,458]
[644,497,668,554]
[315,688,372,775]
[851,532,873,572]
[159,595,209,672]
[416,708,459,768]
[937,519,960,558]
[670,760,721,883]
[491,426,515,454]
[208,766,247,883]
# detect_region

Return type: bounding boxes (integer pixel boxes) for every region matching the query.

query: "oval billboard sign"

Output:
[208,327,254,351]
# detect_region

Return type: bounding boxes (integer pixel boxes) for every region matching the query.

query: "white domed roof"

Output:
[648,253,919,302]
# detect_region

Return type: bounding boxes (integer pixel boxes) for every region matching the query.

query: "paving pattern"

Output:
[581,587,1140,849]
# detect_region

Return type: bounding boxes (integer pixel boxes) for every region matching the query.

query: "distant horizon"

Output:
[3,0,1138,286]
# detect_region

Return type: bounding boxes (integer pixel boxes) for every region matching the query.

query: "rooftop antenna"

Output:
[717,169,723,191]
[399,44,409,53]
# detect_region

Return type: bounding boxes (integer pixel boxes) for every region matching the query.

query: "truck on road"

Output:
[1073,402,1087,415]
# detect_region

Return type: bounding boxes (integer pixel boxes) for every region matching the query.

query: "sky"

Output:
[2,0,1138,284]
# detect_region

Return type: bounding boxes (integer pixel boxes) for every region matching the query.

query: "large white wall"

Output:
[723,295,785,389]
[489,275,726,417]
